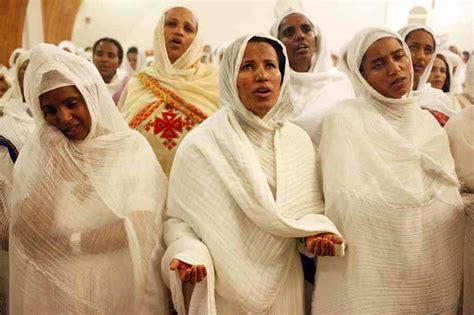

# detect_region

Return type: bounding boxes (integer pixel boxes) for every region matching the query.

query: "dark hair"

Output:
[463,51,470,61]
[436,54,451,93]
[92,37,124,64]
[247,36,286,83]
[127,46,138,55]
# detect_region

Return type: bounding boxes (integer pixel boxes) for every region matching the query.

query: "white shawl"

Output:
[270,9,355,148]
[399,24,458,117]
[313,27,464,314]
[9,43,168,314]
[162,34,343,315]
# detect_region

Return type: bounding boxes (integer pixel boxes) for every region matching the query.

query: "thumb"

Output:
[170,258,180,271]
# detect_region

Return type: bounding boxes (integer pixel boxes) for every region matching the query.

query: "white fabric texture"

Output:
[399,24,458,117]
[458,57,474,108]
[270,9,355,149]
[161,34,343,315]
[313,27,464,314]
[9,43,168,314]
[58,40,77,55]
[445,107,474,314]
[445,106,474,192]
[120,7,219,118]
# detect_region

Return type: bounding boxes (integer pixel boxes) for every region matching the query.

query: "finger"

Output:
[330,235,343,244]
[328,241,335,256]
[190,266,198,284]
[306,238,315,253]
[321,239,329,256]
[202,266,207,278]
[197,266,204,282]
[180,268,191,282]
[315,239,322,256]
[170,259,180,271]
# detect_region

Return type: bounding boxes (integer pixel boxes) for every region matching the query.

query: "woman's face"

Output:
[93,41,121,83]
[405,29,435,89]
[237,41,282,118]
[39,85,92,141]
[18,60,29,100]
[278,13,316,72]
[360,37,411,99]
[127,52,138,70]
[428,56,447,90]
[164,7,197,64]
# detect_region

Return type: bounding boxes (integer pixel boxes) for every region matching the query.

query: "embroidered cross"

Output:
[153,109,184,150]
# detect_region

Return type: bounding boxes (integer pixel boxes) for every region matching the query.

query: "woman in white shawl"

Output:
[399,24,458,125]
[428,52,462,111]
[120,7,219,176]
[270,9,354,149]
[457,57,474,109]
[161,34,344,315]
[313,27,464,314]
[445,107,474,314]
[0,50,35,315]
[9,43,168,314]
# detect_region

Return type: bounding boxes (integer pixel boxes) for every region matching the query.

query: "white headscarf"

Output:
[313,27,463,313]
[9,43,168,314]
[162,34,342,315]
[120,48,146,77]
[270,9,355,148]
[58,40,77,54]
[399,24,458,116]
[121,7,219,118]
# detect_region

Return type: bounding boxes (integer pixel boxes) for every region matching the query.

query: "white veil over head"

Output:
[9,43,168,314]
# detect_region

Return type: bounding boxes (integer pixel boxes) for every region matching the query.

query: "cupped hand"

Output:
[170,258,207,284]
[306,233,343,256]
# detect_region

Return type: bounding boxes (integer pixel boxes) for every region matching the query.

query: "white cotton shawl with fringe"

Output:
[9,43,168,314]
[399,24,458,117]
[161,34,343,315]
[312,27,464,314]
[270,9,355,149]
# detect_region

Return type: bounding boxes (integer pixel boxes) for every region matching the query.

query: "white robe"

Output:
[313,27,464,314]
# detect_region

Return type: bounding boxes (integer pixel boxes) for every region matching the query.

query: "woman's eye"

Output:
[302,25,312,33]
[282,28,294,37]
[185,25,195,33]
[165,21,176,27]
[66,101,78,108]
[241,63,253,70]
[266,63,276,69]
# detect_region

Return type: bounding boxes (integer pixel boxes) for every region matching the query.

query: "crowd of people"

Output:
[0,6,472,315]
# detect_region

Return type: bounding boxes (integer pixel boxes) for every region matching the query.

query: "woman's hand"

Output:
[306,233,343,256]
[170,258,207,284]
